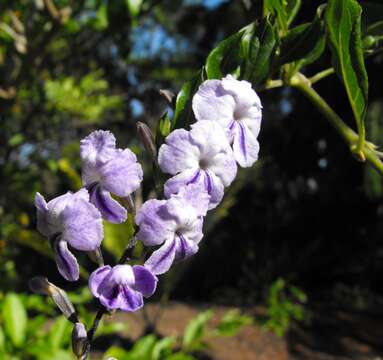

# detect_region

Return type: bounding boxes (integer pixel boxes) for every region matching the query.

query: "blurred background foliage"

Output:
[1,0,383,358]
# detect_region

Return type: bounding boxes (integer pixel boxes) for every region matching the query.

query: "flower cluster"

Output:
[34,75,262,315]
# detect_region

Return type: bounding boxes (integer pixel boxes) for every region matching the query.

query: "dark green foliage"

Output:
[325,0,369,145]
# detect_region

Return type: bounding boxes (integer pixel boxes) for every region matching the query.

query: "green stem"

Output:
[309,68,335,84]
[290,73,383,175]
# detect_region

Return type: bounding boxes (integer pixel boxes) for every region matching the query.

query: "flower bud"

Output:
[87,247,104,266]
[137,122,157,164]
[29,277,77,322]
[159,89,175,104]
[72,322,88,359]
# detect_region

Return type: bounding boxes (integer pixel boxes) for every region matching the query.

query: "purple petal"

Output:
[144,238,177,275]
[35,193,49,237]
[172,184,210,217]
[80,130,117,166]
[202,171,224,209]
[53,238,79,281]
[99,149,143,197]
[164,169,224,210]
[89,184,127,223]
[61,196,103,251]
[175,234,199,261]
[89,265,112,297]
[232,122,260,167]
[120,286,144,312]
[192,80,234,128]
[207,152,237,187]
[163,168,200,199]
[221,75,262,110]
[189,121,232,157]
[158,129,200,175]
[135,199,175,246]
[132,265,158,297]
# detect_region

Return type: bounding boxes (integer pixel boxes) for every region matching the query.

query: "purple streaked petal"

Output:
[132,265,158,297]
[175,234,199,261]
[208,152,237,187]
[135,199,176,246]
[61,196,103,251]
[144,238,177,275]
[120,286,143,312]
[89,265,111,297]
[53,238,79,281]
[158,129,200,175]
[163,168,200,199]
[99,149,143,197]
[80,130,117,166]
[203,170,225,209]
[232,122,260,168]
[89,185,127,223]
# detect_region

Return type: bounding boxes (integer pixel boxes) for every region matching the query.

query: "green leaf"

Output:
[103,213,135,260]
[286,0,302,25]
[172,69,204,130]
[182,310,213,350]
[206,31,243,79]
[250,17,278,85]
[126,0,143,18]
[156,112,172,149]
[279,15,325,66]
[166,353,195,360]
[0,325,5,351]
[325,0,369,151]
[103,346,129,360]
[2,293,27,347]
[265,0,288,33]
[152,336,176,360]
[213,310,253,337]
[129,334,157,359]
[49,316,71,349]
[8,134,24,147]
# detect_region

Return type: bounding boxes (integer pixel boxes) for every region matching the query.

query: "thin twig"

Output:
[309,68,335,85]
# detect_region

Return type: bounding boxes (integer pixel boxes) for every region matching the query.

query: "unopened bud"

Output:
[122,195,135,214]
[72,322,88,359]
[137,122,157,164]
[29,277,77,322]
[87,247,104,266]
[159,89,175,104]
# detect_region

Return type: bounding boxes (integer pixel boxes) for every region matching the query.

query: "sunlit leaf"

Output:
[3,293,27,347]
[49,316,71,349]
[206,32,243,79]
[103,213,135,260]
[126,0,143,18]
[325,0,369,148]
[172,69,204,130]
[182,310,213,350]
[152,336,176,360]
[213,309,253,337]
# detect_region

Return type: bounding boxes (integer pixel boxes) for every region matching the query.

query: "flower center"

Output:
[199,158,209,170]
[233,107,246,121]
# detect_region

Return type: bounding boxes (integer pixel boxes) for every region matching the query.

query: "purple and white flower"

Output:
[135,185,210,275]
[80,130,143,224]
[35,189,103,281]
[192,74,262,167]
[158,121,237,209]
[89,264,157,311]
